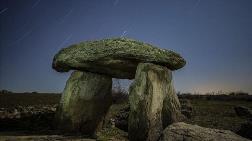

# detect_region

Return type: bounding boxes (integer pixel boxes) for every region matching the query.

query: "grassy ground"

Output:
[0,93,251,140]
[185,99,252,132]
[0,93,61,108]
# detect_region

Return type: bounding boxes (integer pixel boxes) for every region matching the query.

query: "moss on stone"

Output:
[128,63,183,141]
[56,71,112,135]
[52,38,186,79]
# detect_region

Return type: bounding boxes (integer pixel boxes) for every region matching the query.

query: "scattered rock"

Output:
[114,105,130,131]
[234,106,252,139]
[0,105,57,132]
[237,120,252,140]
[181,110,191,119]
[128,63,183,141]
[56,71,112,136]
[161,122,250,141]
[180,99,193,119]
[96,127,128,141]
[234,106,252,118]
[52,38,186,79]
[0,105,57,119]
[0,135,96,141]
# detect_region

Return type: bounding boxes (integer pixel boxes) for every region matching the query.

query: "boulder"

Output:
[161,122,250,141]
[235,106,252,140]
[234,106,252,119]
[114,105,130,132]
[180,99,193,119]
[128,63,183,141]
[56,71,112,136]
[237,120,252,140]
[52,38,186,79]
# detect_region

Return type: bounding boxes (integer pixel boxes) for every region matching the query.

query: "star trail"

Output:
[0,0,251,94]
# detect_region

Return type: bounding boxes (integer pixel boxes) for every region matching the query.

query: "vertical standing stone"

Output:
[128,63,183,141]
[56,71,112,136]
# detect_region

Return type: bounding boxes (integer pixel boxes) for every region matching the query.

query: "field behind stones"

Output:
[0,93,251,141]
[179,95,252,132]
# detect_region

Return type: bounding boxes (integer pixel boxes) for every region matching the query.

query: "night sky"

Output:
[0,0,251,94]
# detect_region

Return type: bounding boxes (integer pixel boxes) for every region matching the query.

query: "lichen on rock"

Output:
[52,38,186,79]
[128,63,183,141]
[161,122,250,141]
[56,71,112,136]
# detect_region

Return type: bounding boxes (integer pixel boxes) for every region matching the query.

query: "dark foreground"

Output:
[0,93,251,140]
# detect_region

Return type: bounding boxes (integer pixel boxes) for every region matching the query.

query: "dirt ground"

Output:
[0,93,251,141]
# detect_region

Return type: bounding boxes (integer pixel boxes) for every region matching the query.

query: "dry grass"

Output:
[0,93,61,108]
[184,99,252,132]
[0,92,252,140]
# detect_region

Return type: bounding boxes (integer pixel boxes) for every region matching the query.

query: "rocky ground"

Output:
[0,93,252,140]
[0,103,129,141]
[0,93,129,141]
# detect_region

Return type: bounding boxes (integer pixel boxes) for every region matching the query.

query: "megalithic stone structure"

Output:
[56,71,112,135]
[52,38,186,139]
[52,38,186,79]
[128,63,184,141]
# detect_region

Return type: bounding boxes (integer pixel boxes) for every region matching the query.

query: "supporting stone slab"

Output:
[56,71,112,136]
[128,63,183,141]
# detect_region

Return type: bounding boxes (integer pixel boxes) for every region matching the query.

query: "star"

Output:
[59,9,74,23]
[32,0,41,9]
[58,34,73,48]
[0,8,8,15]
[113,0,119,6]
[120,30,128,38]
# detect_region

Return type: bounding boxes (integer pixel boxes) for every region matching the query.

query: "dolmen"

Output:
[52,38,186,140]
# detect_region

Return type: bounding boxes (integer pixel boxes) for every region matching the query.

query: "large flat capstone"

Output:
[52,38,186,79]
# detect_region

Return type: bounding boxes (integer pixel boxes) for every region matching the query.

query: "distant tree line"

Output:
[0,89,13,94]
[178,92,252,101]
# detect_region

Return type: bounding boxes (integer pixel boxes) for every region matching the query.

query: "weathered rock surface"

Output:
[237,120,252,140]
[114,105,130,132]
[128,63,183,141]
[161,122,250,141]
[180,99,193,119]
[234,106,252,119]
[0,105,57,119]
[56,71,112,135]
[0,105,57,132]
[0,135,96,141]
[234,106,252,139]
[52,38,186,79]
